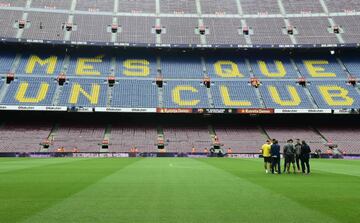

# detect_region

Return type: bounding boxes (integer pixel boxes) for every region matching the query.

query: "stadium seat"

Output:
[0,53,16,74]
[307,81,360,109]
[1,77,57,106]
[163,80,210,108]
[259,81,315,109]
[210,81,262,108]
[58,78,108,107]
[111,79,158,108]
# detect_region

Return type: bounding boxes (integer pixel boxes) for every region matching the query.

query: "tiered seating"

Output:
[324,0,360,12]
[161,17,200,45]
[200,0,238,14]
[317,125,360,154]
[204,18,247,45]
[117,16,156,44]
[332,16,360,45]
[0,0,360,45]
[205,54,250,79]
[264,125,326,151]
[160,0,197,14]
[0,122,51,152]
[118,0,156,13]
[110,124,157,152]
[250,56,299,79]
[246,18,292,45]
[0,0,26,7]
[341,54,360,78]
[163,80,210,108]
[75,0,114,12]
[49,123,105,152]
[0,53,15,74]
[282,0,324,13]
[59,78,108,107]
[22,12,67,41]
[0,10,23,39]
[161,53,204,79]
[16,54,65,76]
[294,56,347,78]
[67,54,111,76]
[117,53,157,78]
[0,51,359,109]
[71,15,112,42]
[214,124,267,153]
[111,80,158,108]
[1,77,57,106]
[307,81,360,109]
[243,0,281,14]
[259,81,314,109]
[289,17,338,44]
[30,0,72,10]
[211,81,262,108]
[163,124,212,152]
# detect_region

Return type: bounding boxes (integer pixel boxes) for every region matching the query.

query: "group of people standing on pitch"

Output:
[261,139,311,174]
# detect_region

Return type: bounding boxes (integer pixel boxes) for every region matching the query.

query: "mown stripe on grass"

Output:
[24,158,338,223]
[312,161,360,177]
[0,158,90,173]
[200,158,360,223]
[0,158,141,223]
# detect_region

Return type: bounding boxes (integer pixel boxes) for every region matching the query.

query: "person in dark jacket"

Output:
[283,139,296,173]
[300,140,311,174]
[294,139,302,172]
[270,140,281,174]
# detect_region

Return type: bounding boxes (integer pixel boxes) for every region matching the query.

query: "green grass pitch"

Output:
[0,158,359,223]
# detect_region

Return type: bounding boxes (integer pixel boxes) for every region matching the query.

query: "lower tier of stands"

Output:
[0,121,359,154]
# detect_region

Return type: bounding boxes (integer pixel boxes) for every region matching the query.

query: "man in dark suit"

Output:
[270,139,281,174]
[300,140,311,174]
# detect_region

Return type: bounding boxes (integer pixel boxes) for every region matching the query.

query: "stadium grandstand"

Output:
[0,0,360,156]
[0,1,360,223]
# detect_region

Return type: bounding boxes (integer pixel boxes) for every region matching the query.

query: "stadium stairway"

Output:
[157,126,165,151]
[245,58,266,108]
[209,124,223,151]
[0,83,9,103]
[259,125,271,141]
[39,123,58,152]
[311,126,330,144]
[52,84,63,106]
[336,57,351,77]
[206,87,215,108]
[100,124,111,153]
[158,86,164,108]
[289,58,319,108]
[106,84,112,107]
[355,85,360,96]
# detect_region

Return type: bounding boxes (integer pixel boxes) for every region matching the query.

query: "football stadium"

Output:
[0,0,360,222]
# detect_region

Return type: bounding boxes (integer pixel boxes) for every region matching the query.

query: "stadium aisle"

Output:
[12,158,344,223]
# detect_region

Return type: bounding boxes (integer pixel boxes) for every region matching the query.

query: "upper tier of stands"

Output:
[0,0,359,46]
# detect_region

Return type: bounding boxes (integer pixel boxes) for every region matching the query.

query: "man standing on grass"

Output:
[261,139,272,173]
[294,139,302,172]
[283,139,296,173]
[300,140,311,174]
[270,140,281,174]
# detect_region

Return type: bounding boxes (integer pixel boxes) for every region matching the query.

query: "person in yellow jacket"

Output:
[261,139,272,173]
